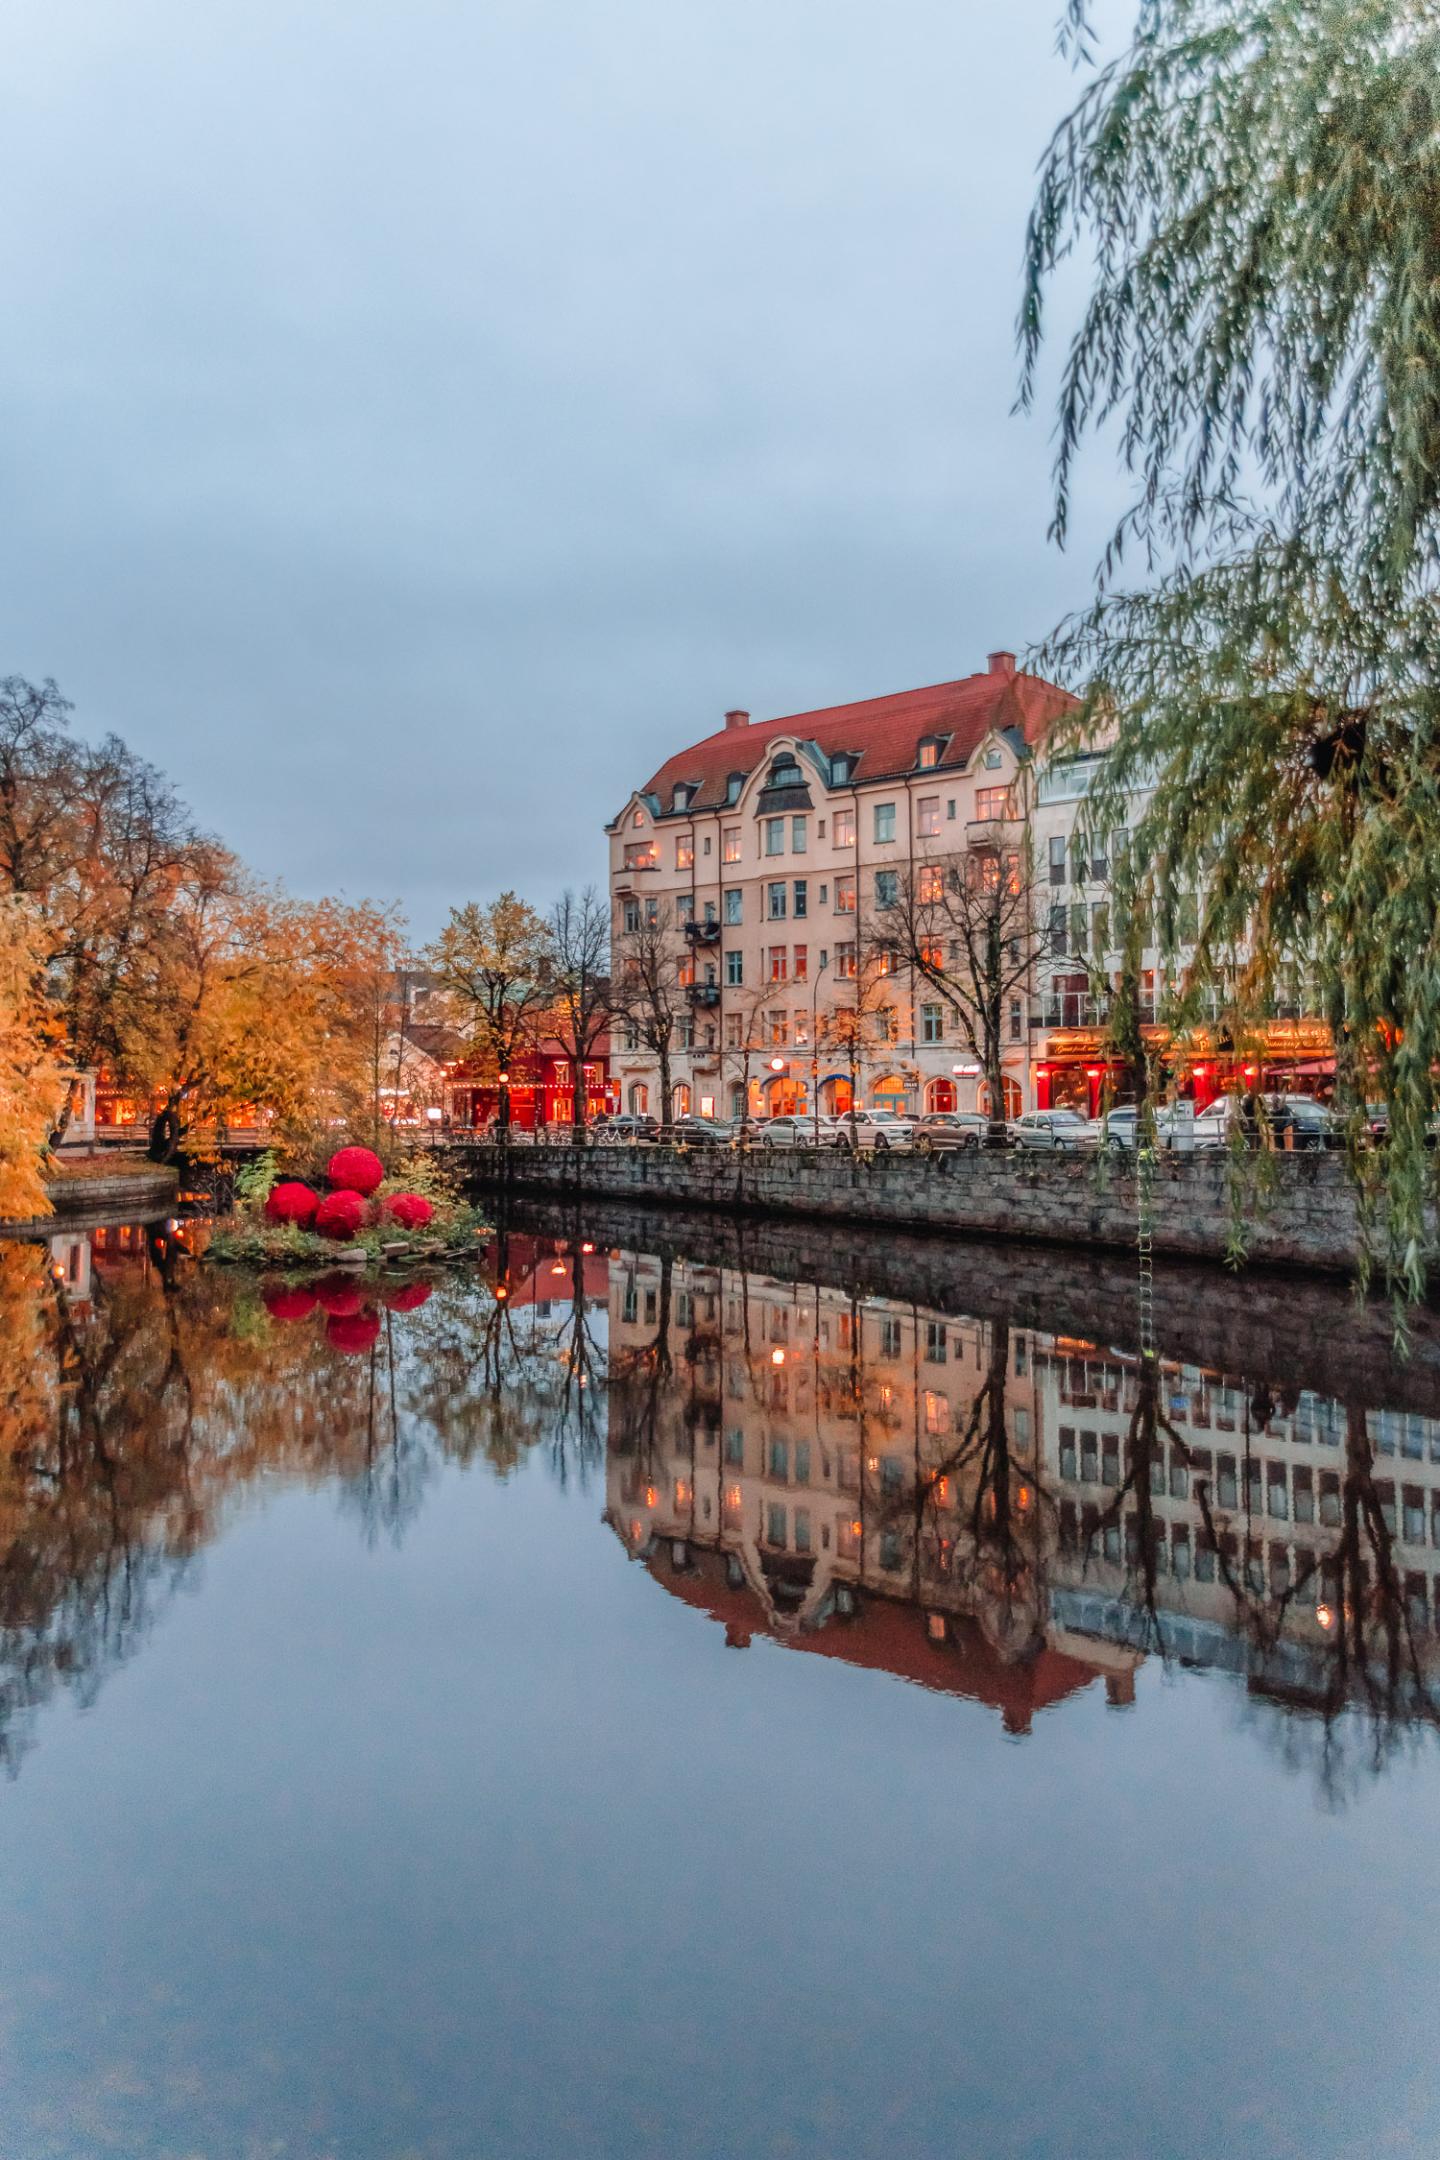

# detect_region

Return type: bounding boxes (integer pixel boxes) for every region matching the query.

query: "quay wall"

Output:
[0,1164,180,1236]
[455,1142,1392,1276]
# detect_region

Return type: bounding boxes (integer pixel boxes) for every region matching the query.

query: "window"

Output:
[875,868,898,909]
[675,836,694,870]
[835,941,857,978]
[1091,901,1110,953]
[765,816,785,856]
[724,1012,742,1049]
[793,1509,812,1553]
[830,755,851,786]
[925,1321,947,1362]
[677,892,694,922]
[725,950,744,986]
[921,1003,943,1043]
[834,873,856,913]
[723,825,742,863]
[767,881,787,919]
[919,938,944,968]
[925,1391,951,1434]
[917,864,943,904]
[623,1021,639,1052]
[947,799,957,820]
[768,1010,788,1045]
[794,1007,810,1044]
[623,840,658,869]
[1048,835,1066,886]
[725,773,744,805]
[873,802,896,844]
[918,740,940,769]
[1069,903,1088,956]
[793,945,808,982]
[873,944,897,977]
[1048,903,1067,955]
[792,816,807,852]
[632,809,645,828]
[793,879,808,918]
[1009,998,1022,1041]
[677,1013,694,1050]
[833,809,856,847]
[766,1503,787,1548]
[984,747,1002,769]
[622,898,640,934]
[723,887,743,924]
[769,945,788,982]
[917,795,940,837]
[975,785,1015,821]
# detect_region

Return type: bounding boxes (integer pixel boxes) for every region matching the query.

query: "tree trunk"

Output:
[569,1050,587,1145]
[658,1042,673,1129]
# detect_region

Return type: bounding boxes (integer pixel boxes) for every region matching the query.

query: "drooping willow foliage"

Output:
[1022,0,1440,1300]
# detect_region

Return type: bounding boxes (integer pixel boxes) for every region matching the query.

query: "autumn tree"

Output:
[882,839,1052,1143]
[612,901,689,1126]
[547,886,612,1142]
[0,898,65,1220]
[429,893,553,1139]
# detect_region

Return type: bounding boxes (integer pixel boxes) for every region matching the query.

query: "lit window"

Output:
[918,741,939,769]
[975,785,1015,821]
[793,945,808,982]
[835,942,857,978]
[917,795,940,836]
[793,1007,809,1043]
[873,802,896,844]
[768,1011,788,1045]
[723,825,742,862]
[632,809,645,828]
[917,864,943,904]
[924,1391,951,1434]
[769,946,788,982]
[834,874,856,914]
[675,837,694,870]
[833,809,856,848]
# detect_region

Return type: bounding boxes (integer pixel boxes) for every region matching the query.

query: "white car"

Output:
[839,1107,916,1152]
[757,1114,850,1148]
[1008,1108,1099,1152]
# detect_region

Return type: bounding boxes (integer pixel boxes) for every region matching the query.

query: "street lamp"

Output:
[810,950,830,1143]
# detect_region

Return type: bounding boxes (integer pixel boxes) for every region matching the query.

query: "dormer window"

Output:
[983,747,1003,770]
[917,739,941,770]
[830,754,852,786]
[767,756,802,789]
[672,783,694,812]
[632,809,645,828]
[725,772,744,805]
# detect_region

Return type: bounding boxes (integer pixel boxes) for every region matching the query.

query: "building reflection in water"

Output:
[604,1249,1440,1754]
[2,1216,1439,1784]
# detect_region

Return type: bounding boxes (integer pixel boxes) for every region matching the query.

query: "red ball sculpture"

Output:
[382,1192,434,1230]
[384,1281,432,1312]
[264,1180,319,1228]
[262,1282,318,1321]
[327,1146,385,1197]
[327,1309,382,1354]
[313,1273,366,1317]
[314,1190,367,1241]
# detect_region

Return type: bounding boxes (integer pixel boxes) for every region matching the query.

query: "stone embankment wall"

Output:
[0,1163,180,1235]
[456,1142,1385,1276]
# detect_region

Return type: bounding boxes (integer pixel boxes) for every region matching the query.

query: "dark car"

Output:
[592,1114,660,1145]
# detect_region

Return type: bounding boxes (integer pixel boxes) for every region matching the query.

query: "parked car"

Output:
[1008,1108,1099,1151]
[913,1112,989,1154]
[661,1115,733,1147]
[757,1114,850,1148]
[842,1108,916,1152]
[1093,1104,1192,1151]
[1266,1094,1339,1150]
[592,1114,659,1145]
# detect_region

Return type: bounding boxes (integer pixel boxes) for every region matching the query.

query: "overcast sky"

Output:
[0,0,1126,941]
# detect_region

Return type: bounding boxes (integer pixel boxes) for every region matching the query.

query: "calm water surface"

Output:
[1,1214,1438,2160]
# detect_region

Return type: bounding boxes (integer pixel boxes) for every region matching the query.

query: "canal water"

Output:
[1,1216,1438,2160]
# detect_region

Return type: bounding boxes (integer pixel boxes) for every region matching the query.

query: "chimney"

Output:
[988,651,1016,678]
[724,708,750,731]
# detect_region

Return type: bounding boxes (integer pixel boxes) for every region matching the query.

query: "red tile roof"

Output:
[634,664,1076,817]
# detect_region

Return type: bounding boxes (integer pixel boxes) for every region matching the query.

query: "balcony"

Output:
[965,817,1021,852]
[688,983,722,1008]
[684,918,722,944]
[620,850,660,874]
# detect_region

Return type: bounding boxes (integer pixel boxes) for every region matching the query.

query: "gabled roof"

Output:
[633,664,1075,819]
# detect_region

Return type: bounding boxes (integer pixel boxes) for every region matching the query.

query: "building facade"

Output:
[610,657,1334,1123]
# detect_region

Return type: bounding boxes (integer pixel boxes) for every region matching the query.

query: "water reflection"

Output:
[2,1216,1439,1794]
[605,1248,1440,1788]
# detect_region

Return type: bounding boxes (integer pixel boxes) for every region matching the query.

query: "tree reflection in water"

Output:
[2,1216,1439,1793]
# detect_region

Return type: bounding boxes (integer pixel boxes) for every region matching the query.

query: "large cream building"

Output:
[608,655,1335,1124]
[606,653,1073,1124]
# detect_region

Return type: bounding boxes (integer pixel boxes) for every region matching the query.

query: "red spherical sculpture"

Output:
[313,1273,366,1317]
[327,1146,385,1197]
[262,1282,318,1321]
[264,1180,319,1228]
[314,1190,367,1241]
[384,1281,432,1313]
[327,1309,382,1354]
[382,1192,434,1231]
